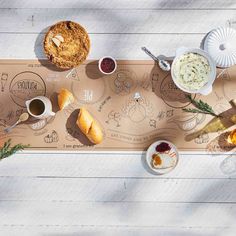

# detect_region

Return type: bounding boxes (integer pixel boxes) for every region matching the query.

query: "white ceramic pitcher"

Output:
[25,96,55,119]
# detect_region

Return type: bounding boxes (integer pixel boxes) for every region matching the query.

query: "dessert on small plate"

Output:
[146,140,179,175]
[44,21,90,69]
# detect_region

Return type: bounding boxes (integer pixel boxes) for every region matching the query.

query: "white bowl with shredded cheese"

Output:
[171,47,216,95]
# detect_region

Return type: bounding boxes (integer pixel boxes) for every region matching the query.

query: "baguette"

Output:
[58,88,74,110]
[76,108,103,144]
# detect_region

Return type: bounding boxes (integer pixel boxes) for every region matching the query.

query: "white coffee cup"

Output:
[25,96,55,119]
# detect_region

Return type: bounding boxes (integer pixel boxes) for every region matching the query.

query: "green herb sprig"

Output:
[0,139,29,161]
[183,95,220,117]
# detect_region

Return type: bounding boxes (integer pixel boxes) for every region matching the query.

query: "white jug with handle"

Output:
[25,96,55,119]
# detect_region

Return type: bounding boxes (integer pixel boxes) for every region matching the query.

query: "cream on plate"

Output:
[173,52,211,91]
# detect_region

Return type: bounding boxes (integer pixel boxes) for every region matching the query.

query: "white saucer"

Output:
[146,140,179,175]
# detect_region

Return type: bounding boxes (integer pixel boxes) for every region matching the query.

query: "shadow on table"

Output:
[34,27,68,72]
[150,63,193,109]
[66,109,94,146]
[85,61,103,80]
[185,107,235,140]
[189,174,236,221]
[50,92,60,114]
[184,104,236,154]
[220,153,236,176]
[200,31,212,50]
[43,233,95,236]
[206,131,235,154]
[44,230,211,236]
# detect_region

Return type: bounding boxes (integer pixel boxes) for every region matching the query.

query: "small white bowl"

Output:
[146,140,179,175]
[98,56,117,75]
[171,47,216,95]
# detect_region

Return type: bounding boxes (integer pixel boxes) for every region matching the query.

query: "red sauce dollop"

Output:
[101,58,115,73]
[155,142,171,152]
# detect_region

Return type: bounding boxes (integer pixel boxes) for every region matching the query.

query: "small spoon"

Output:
[4,113,29,133]
[141,47,171,71]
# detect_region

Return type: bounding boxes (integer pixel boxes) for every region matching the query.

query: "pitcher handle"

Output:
[50,111,56,116]
[25,100,31,107]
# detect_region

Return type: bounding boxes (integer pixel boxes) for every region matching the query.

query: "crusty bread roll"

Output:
[58,88,74,110]
[76,108,103,144]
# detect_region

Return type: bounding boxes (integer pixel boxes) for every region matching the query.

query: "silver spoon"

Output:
[4,113,29,133]
[141,47,171,71]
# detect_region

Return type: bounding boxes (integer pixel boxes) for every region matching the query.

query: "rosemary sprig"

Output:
[183,95,220,117]
[0,139,29,161]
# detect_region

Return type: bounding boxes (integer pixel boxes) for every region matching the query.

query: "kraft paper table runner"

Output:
[0,60,235,152]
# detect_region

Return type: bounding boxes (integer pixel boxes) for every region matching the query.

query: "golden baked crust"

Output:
[44,21,90,69]
[76,108,103,144]
[58,88,74,110]
[76,108,93,135]
[87,121,103,144]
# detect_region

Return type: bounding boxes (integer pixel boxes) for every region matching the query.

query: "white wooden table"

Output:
[0,1,236,235]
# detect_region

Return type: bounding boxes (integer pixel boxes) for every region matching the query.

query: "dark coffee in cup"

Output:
[26,96,55,119]
[29,99,45,116]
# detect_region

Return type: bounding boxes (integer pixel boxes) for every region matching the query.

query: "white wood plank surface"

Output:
[0,226,232,236]
[0,34,203,59]
[1,0,236,9]
[0,9,230,33]
[0,153,232,179]
[0,177,235,202]
[0,1,235,235]
[0,202,235,227]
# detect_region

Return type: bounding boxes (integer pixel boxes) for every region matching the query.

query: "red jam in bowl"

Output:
[100,58,116,73]
[155,142,171,153]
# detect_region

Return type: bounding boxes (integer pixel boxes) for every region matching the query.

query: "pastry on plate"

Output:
[44,21,90,69]
[58,88,74,110]
[76,108,103,144]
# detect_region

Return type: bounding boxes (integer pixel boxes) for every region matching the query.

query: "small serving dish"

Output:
[98,56,117,75]
[171,47,216,95]
[146,140,179,175]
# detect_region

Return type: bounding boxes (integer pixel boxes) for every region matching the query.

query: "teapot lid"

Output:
[204,27,236,68]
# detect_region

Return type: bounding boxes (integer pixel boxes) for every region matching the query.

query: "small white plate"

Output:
[146,140,179,175]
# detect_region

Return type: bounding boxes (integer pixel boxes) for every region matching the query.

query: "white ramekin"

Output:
[98,56,117,75]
